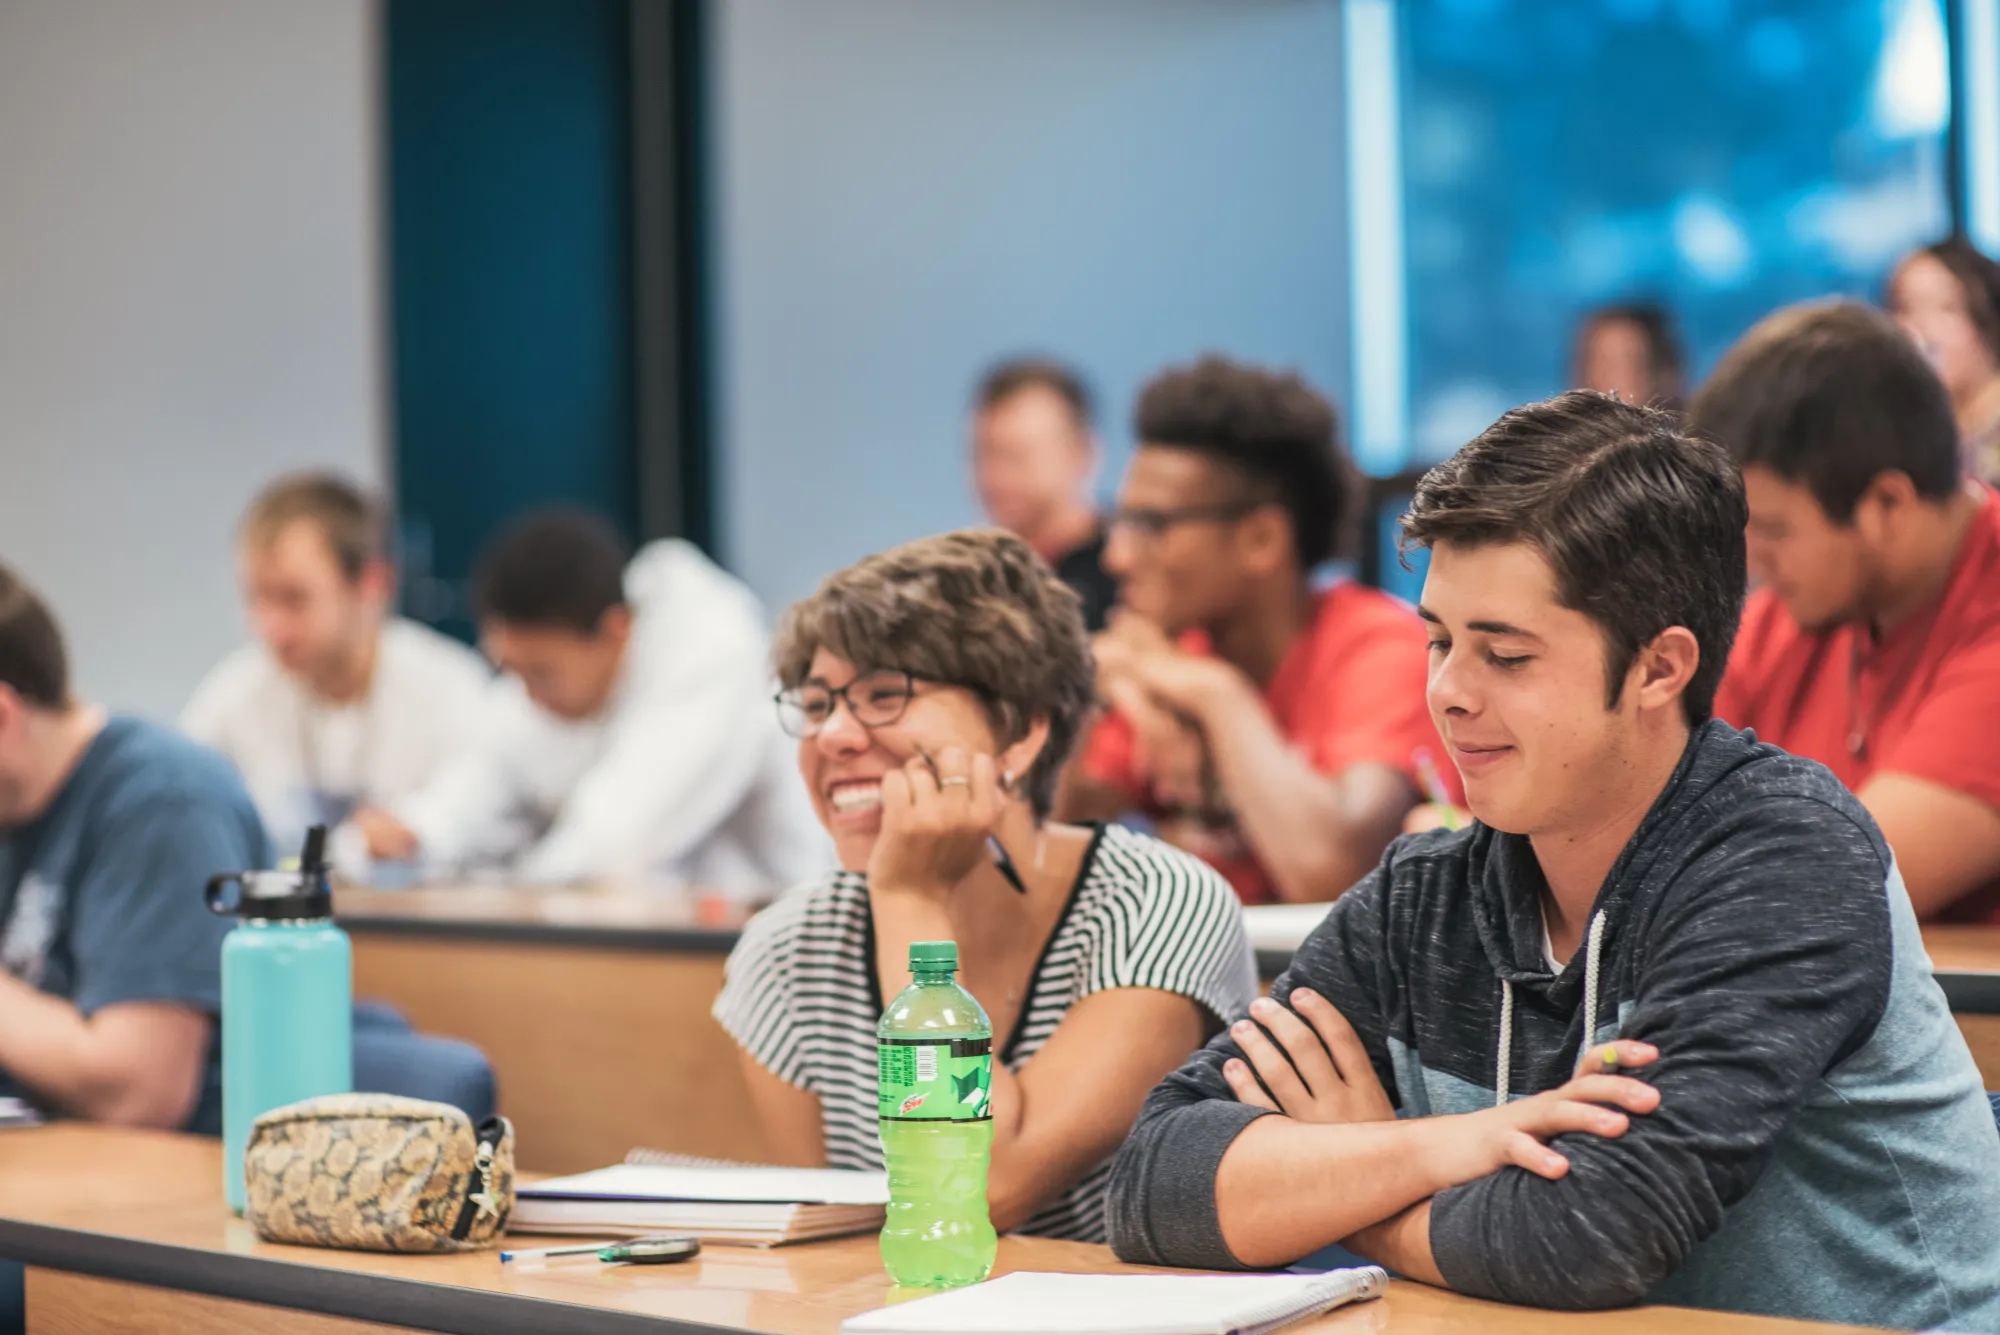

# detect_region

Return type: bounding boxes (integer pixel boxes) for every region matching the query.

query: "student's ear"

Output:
[596,604,634,648]
[356,559,396,611]
[1077,429,1102,491]
[1237,505,1293,576]
[1860,469,1925,542]
[1630,626,1700,716]
[998,715,1052,795]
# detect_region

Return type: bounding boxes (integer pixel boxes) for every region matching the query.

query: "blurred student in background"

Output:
[181,475,489,873]
[0,565,265,1134]
[1700,301,2000,921]
[1886,236,2000,485]
[971,358,1116,631]
[1572,302,1685,413]
[355,509,824,891]
[1061,355,1448,904]
[717,529,1253,1239]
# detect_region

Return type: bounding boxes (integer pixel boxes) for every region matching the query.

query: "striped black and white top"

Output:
[713,822,1257,1242]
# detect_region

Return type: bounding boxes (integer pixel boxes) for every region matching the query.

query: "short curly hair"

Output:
[771,529,1094,818]
[1134,354,1356,568]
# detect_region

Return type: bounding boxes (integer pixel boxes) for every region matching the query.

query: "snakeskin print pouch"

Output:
[245,1093,514,1253]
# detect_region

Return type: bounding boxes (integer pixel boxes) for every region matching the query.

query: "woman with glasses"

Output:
[714,529,1255,1241]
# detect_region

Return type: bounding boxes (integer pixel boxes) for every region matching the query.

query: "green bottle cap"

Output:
[909,940,958,971]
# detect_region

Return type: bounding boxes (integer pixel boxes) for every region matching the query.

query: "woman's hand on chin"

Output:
[865,745,1007,898]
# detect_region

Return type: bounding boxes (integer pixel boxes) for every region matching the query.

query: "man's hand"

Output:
[1223,990,1396,1124]
[1096,611,1245,717]
[865,746,1005,898]
[1094,611,1248,809]
[351,806,419,862]
[1223,987,1661,1184]
[1102,675,1209,809]
[1447,1052,1661,1182]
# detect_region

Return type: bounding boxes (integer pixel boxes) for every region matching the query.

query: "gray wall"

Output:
[0,0,382,721]
[710,0,1348,613]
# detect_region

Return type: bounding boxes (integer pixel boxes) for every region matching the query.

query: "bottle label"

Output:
[878,1036,992,1122]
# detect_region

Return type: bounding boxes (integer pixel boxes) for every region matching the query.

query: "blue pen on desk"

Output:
[500,1241,609,1265]
[911,742,1028,894]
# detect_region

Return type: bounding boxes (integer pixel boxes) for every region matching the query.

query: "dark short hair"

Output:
[1575,301,1686,407]
[1690,300,1959,523]
[974,357,1094,430]
[473,508,631,634]
[0,566,70,710]
[1134,354,1355,568]
[1401,391,1746,725]
[772,528,1093,819]
[1898,235,2000,363]
[241,473,388,581]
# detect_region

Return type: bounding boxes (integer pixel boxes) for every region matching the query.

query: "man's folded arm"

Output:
[1108,862,1402,1267]
[1423,806,1888,1309]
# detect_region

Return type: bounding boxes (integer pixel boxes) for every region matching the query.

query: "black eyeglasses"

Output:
[775,669,923,739]
[1106,500,1264,540]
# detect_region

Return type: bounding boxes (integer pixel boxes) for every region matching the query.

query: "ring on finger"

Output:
[937,776,970,789]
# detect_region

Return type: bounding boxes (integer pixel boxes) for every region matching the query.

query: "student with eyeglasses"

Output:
[714,529,1255,1241]
[1062,355,1453,905]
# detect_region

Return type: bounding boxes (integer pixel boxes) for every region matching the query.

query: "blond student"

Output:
[181,475,489,872]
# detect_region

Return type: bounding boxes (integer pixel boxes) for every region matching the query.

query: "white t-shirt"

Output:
[180,618,492,862]
[390,539,830,894]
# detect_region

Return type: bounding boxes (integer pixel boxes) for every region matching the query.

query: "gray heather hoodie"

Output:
[1108,721,2000,1331]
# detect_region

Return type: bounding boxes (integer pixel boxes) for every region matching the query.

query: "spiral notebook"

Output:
[510,1152,888,1246]
[841,1269,1389,1335]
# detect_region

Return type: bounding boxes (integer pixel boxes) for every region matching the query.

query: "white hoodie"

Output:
[181,617,492,861]
[391,540,828,893]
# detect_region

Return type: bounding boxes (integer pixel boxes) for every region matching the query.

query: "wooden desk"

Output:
[0,1126,1861,1335]
[335,886,761,1175]
[1920,926,2000,1086]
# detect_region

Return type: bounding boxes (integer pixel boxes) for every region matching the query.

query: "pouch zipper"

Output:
[450,1118,507,1241]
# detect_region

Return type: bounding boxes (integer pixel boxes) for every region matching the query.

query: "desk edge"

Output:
[0,1218,749,1335]
[1937,970,2000,1016]
[338,918,741,954]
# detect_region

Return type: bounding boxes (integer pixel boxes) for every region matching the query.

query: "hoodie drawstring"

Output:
[1496,909,1608,1107]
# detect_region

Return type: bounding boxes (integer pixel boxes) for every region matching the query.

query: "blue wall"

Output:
[387,0,637,639]
[708,0,1349,615]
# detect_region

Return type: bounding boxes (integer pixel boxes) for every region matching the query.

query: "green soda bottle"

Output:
[877,940,997,1288]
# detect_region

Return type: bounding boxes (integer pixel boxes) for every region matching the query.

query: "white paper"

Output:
[518,1163,889,1206]
[841,1270,1387,1335]
[1239,903,1334,954]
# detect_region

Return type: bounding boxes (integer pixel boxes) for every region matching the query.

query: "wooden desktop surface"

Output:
[0,1126,1865,1335]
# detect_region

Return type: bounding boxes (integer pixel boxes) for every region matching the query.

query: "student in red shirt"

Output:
[1061,355,1451,905]
[1698,300,2000,920]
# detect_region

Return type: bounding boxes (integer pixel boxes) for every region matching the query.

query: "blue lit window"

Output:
[1349,0,1957,603]
[1397,0,1951,462]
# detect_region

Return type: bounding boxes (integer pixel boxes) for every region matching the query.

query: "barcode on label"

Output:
[915,1046,939,1081]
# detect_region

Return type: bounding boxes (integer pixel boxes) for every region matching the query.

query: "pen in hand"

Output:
[1412,747,1465,831]
[910,741,1029,894]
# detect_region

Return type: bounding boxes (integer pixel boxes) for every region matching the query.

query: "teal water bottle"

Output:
[205,826,353,1213]
[877,940,996,1288]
